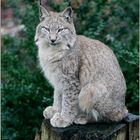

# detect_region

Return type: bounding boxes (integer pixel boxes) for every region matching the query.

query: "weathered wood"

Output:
[122,113,139,140]
[34,113,139,140]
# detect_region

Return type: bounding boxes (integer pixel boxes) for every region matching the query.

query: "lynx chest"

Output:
[38,48,63,87]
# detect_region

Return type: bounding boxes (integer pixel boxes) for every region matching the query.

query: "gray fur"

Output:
[35,7,128,128]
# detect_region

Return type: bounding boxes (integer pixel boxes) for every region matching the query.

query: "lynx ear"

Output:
[62,7,73,23]
[39,5,50,21]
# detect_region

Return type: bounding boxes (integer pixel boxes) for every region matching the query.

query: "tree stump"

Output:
[34,113,139,140]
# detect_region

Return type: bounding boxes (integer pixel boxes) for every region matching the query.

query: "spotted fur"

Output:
[35,6,128,128]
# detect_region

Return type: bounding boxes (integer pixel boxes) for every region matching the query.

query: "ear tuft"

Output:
[39,5,50,21]
[62,7,73,23]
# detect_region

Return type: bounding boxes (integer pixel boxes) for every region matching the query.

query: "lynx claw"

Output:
[43,106,56,119]
[50,113,71,128]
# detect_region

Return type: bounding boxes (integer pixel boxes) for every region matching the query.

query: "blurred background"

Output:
[1,0,139,139]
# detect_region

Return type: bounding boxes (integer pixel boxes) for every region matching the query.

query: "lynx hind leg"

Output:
[78,82,108,121]
[106,106,128,122]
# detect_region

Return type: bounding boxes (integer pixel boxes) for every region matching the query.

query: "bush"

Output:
[2,2,53,140]
[2,0,138,140]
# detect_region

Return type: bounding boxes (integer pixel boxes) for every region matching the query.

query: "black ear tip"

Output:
[39,4,50,21]
[39,5,46,10]
[67,6,73,11]
[68,6,72,9]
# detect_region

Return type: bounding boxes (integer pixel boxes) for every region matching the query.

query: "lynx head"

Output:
[35,6,76,49]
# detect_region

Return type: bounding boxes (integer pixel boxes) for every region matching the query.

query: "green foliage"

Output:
[2,2,53,140]
[2,0,139,140]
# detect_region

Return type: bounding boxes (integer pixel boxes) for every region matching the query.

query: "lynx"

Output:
[35,6,128,128]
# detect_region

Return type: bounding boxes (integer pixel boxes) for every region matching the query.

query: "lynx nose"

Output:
[50,34,57,43]
[51,39,56,43]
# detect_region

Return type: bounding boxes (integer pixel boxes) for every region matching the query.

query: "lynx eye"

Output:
[58,28,64,32]
[42,27,50,32]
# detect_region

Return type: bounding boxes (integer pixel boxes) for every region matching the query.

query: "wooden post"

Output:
[34,113,139,140]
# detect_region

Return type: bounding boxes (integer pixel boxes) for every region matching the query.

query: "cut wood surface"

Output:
[34,113,139,140]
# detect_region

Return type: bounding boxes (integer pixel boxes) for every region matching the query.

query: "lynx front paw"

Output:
[74,115,88,124]
[50,113,72,128]
[43,106,57,119]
